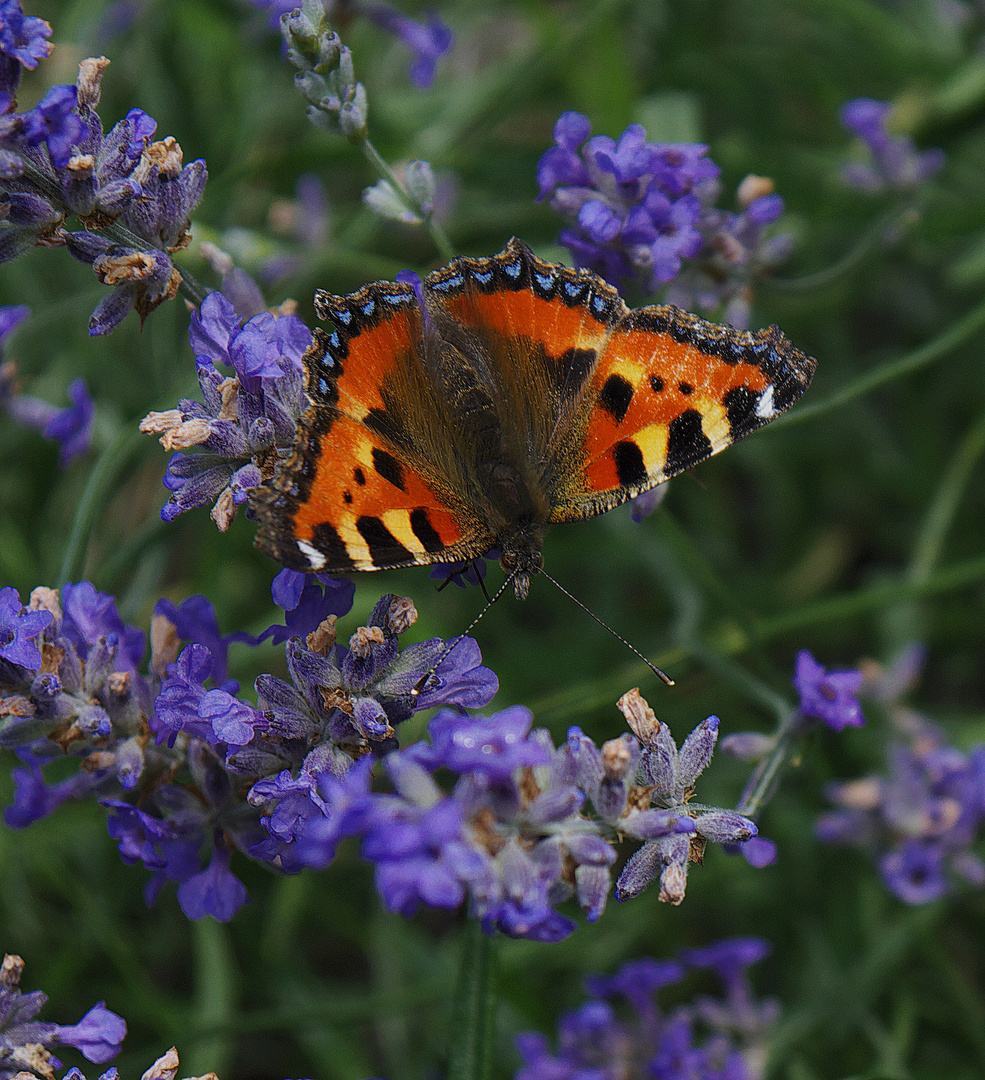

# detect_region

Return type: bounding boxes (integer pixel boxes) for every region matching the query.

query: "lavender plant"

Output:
[1,1,981,1078]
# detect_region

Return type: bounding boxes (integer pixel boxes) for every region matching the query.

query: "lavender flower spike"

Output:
[841,98,944,193]
[615,689,757,905]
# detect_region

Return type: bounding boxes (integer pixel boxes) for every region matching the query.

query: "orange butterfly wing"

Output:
[253,281,488,573]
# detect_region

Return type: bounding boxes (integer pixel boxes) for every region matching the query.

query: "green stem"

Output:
[768,199,919,295]
[360,137,456,263]
[188,918,237,1078]
[736,711,801,819]
[776,291,985,430]
[908,403,985,585]
[56,427,143,586]
[447,921,496,1080]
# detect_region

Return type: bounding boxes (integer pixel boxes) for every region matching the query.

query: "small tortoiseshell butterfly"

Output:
[253,238,816,599]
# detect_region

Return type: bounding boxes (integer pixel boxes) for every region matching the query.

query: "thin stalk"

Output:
[908,403,985,585]
[736,710,801,819]
[776,292,985,430]
[360,137,456,263]
[447,921,496,1080]
[768,200,919,295]
[56,427,143,586]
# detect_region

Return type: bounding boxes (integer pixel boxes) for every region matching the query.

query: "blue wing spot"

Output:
[329,331,341,348]
[564,281,583,299]
[504,259,522,279]
[433,272,465,291]
[384,293,407,306]
[474,270,494,285]
[361,299,376,316]
[535,271,555,291]
[317,375,332,394]
[335,309,352,325]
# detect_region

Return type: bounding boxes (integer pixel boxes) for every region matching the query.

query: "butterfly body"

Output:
[253,238,816,597]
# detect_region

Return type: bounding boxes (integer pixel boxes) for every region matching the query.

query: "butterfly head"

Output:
[497,523,546,600]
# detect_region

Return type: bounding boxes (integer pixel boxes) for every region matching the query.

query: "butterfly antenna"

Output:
[538,568,675,686]
[411,569,517,698]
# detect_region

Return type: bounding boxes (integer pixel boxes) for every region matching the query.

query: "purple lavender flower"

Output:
[152,593,256,687]
[539,114,794,321]
[1,366,95,467]
[251,568,356,646]
[0,0,52,113]
[665,174,794,328]
[362,4,453,87]
[794,649,864,730]
[343,690,746,941]
[0,953,126,1080]
[183,592,495,870]
[538,112,718,293]
[818,726,985,904]
[140,290,310,529]
[515,944,776,1080]
[614,689,757,905]
[0,55,206,332]
[841,98,944,193]
[0,585,51,668]
[0,304,91,465]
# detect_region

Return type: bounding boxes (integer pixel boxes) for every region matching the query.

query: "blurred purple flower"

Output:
[794,649,864,730]
[363,4,453,87]
[840,97,944,193]
[516,945,776,1080]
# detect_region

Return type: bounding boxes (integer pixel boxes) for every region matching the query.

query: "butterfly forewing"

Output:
[551,306,817,522]
[254,280,491,572]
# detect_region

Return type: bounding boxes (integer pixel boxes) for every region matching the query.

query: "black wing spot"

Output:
[650,375,664,393]
[723,386,760,439]
[353,467,366,486]
[666,409,712,475]
[410,507,445,553]
[357,516,413,566]
[678,381,693,395]
[372,448,405,491]
[598,373,635,423]
[343,490,353,504]
[613,440,648,488]
[309,521,355,570]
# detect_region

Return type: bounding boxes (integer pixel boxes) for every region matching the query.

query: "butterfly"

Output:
[253,238,816,599]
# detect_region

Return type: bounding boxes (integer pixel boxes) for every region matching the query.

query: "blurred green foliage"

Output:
[3,0,985,1078]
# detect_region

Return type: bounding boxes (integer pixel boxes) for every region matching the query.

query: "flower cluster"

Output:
[840,98,944,194]
[0,952,126,1080]
[0,22,207,334]
[294,687,755,943]
[792,649,865,731]
[282,0,368,142]
[139,289,310,529]
[537,112,792,324]
[0,574,497,922]
[515,938,778,1080]
[817,648,985,904]
[0,305,94,467]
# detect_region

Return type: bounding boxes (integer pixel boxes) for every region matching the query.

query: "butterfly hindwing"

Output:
[552,305,817,521]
